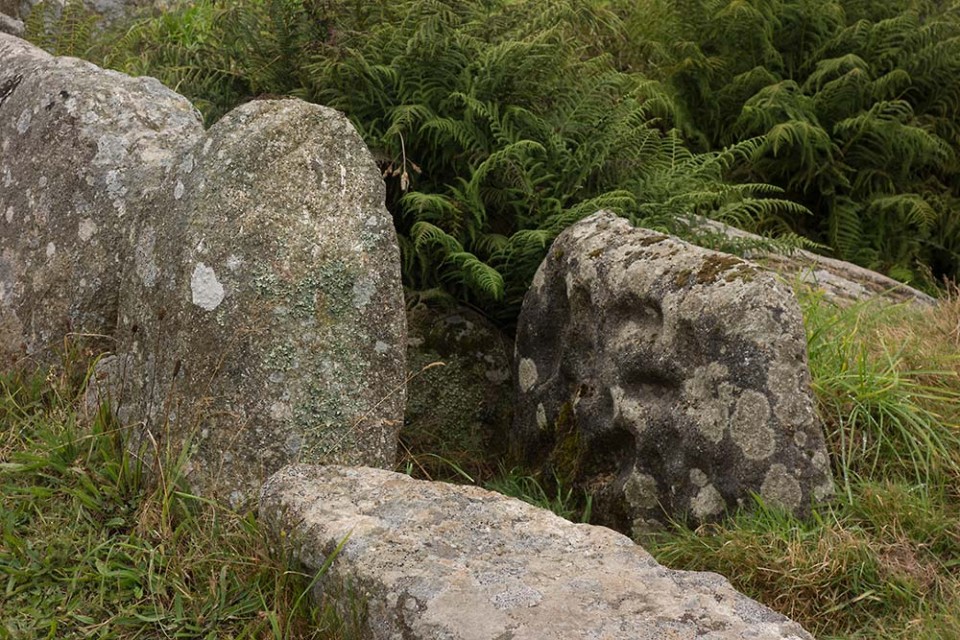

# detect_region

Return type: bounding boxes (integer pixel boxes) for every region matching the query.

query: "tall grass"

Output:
[645,292,960,639]
[0,364,355,639]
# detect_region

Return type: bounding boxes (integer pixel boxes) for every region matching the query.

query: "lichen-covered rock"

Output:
[12,0,158,21]
[260,464,815,640]
[104,98,406,507]
[1,35,406,506]
[513,211,834,534]
[0,32,203,368]
[404,303,513,474]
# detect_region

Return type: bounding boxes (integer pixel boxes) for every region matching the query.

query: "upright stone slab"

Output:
[260,464,815,640]
[1,35,406,506]
[0,32,203,368]
[103,99,406,507]
[513,211,833,533]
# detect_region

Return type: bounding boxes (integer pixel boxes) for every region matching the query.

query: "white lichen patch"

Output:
[4,207,13,224]
[690,484,725,520]
[518,358,539,393]
[610,385,649,434]
[93,134,129,166]
[226,254,243,271]
[683,363,731,444]
[689,468,708,487]
[270,402,293,421]
[536,403,548,430]
[191,262,225,311]
[352,279,375,308]
[374,340,391,354]
[179,154,195,174]
[45,242,55,258]
[105,169,126,199]
[174,179,185,200]
[78,218,97,242]
[760,464,802,511]
[730,390,775,460]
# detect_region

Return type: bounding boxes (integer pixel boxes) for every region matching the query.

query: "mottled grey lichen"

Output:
[513,210,834,531]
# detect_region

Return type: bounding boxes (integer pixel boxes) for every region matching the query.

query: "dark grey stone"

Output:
[512,211,834,533]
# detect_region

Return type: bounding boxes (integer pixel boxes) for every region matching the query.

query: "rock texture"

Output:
[513,211,834,533]
[260,464,814,640]
[0,32,203,368]
[693,217,936,308]
[0,12,22,35]
[107,99,406,506]
[2,34,406,506]
[9,0,157,21]
[404,302,513,472]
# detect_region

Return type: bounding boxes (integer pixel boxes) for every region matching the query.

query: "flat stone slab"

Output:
[260,464,814,640]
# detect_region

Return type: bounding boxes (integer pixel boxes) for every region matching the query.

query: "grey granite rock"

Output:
[2,35,406,506]
[0,12,23,35]
[512,211,834,534]
[259,464,815,640]
[106,98,407,507]
[0,32,203,368]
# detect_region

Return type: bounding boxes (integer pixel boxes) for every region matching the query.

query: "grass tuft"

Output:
[0,365,354,639]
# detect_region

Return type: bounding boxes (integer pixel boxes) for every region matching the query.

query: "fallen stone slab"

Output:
[691,217,936,308]
[260,464,814,640]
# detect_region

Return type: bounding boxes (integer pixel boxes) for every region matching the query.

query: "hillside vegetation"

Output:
[11,0,960,638]
[25,0,960,322]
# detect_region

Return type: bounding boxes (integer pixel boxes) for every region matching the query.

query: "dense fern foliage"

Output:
[607,0,960,288]
[25,0,806,322]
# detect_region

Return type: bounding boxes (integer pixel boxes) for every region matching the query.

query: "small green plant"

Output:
[485,466,593,523]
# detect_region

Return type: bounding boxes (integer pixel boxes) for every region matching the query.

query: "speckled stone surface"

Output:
[512,211,834,533]
[1,35,406,506]
[260,464,815,640]
[0,32,203,368]
[104,98,407,507]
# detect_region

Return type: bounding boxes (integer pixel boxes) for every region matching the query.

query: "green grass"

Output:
[643,293,960,639]
[0,364,355,640]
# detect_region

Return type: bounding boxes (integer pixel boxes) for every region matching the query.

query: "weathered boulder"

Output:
[11,0,158,21]
[260,464,815,640]
[513,211,834,534]
[2,34,406,506]
[692,217,936,308]
[0,32,203,368]
[103,98,406,506]
[403,302,513,476]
